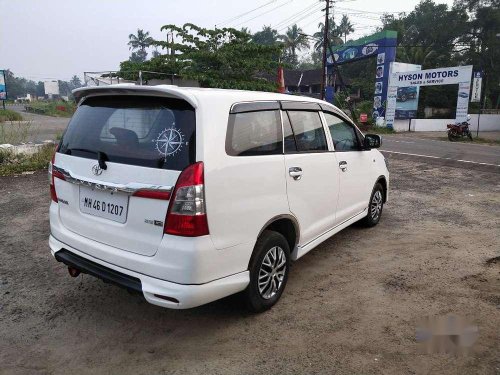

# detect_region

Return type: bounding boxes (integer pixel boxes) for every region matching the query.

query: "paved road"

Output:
[381,133,500,172]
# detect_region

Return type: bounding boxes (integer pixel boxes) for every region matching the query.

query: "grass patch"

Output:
[0,144,54,176]
[0,109,23,122]
[25,101,75,117]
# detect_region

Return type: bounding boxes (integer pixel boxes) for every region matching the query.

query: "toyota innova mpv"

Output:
[49,85,389,312]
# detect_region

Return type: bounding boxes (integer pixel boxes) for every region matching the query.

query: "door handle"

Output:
[339,161,348,172]
[289,167,303,180]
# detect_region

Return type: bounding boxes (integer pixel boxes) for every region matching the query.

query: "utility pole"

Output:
[320,0,331,100]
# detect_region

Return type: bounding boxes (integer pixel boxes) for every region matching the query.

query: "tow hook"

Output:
[68,267,81,277]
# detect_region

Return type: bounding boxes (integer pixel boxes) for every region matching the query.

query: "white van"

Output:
[49,85,389,312]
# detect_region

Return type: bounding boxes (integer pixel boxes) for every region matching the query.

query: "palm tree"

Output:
[339,15,354,43]
[252,25,279,45]
[398,45,439,68]
[128,29,154,62]
[312,18,343,52]
[279,24,309,66]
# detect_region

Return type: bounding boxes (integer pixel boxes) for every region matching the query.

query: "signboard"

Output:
[390,62,422,120]
[44,80,60,96]
[386,65,473,127]
[327,30,398,118]
[0,70,6,100]
[471,71,482,103]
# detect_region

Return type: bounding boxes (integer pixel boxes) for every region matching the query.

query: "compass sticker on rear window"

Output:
[154,127,187,159]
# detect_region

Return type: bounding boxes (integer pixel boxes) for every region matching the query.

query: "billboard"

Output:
[0,70,6,100]
[386,65,473,126]
[327,30,398,119]
[44,80,60,96]
[390,62,422,119]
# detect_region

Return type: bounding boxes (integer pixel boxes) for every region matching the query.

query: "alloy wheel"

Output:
[371,190,383,221]
[258,246,287,299]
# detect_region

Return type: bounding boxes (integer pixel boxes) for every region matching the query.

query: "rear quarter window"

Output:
[226,110,282,156]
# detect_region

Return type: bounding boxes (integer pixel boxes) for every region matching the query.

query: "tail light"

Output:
[48,145,64,202]
[164,162,209,237]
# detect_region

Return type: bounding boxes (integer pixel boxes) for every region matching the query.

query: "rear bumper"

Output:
[49,235,249,309]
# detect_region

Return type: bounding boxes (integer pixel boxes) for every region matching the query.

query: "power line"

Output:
[233,0,295,28]
[273,1,322,29]
[216,0,277,27]
[277,5,323,31]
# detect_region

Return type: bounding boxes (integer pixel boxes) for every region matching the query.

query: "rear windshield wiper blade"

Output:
[64,148,108,170]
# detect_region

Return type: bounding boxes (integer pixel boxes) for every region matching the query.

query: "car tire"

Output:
[362,183,384,227]
[243,230,290,313]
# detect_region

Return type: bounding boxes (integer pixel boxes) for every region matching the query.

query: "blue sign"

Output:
[0,70,6,100]
[327,30,398,121]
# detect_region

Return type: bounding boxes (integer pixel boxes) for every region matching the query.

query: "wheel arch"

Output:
[376,175,388,203]
[256,214,300,255]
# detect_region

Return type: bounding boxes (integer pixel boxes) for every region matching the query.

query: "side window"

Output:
[287,110,328,152]
[323,112,360,152]
[226,110,282,156]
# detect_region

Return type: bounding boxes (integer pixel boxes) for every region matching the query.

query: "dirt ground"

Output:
[0,157,499,375]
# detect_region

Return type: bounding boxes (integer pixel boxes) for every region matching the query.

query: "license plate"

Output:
[79,186,129,223]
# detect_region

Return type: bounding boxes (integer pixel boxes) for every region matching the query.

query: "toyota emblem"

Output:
[92,164,103,176]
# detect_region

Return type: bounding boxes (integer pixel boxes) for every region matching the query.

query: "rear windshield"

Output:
[59,96,196,171]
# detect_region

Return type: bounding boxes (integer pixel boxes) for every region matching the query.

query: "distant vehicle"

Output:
[396,87,417,102]
[458,92,469,98]
[48,86,389,312]
[447,115,473,141]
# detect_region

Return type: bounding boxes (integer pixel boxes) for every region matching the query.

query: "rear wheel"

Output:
[362,183,384,227]
[448,131,458,141]
[244,230,290,313]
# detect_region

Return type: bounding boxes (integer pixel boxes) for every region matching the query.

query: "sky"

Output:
[0,0,455,82]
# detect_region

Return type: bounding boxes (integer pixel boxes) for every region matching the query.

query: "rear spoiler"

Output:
[72,85,198,109]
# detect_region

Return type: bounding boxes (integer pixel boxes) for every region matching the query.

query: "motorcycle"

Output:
[447,115,473,141]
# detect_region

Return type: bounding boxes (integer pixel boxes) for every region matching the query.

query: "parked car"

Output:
[49,85,389,312]
[396,86,417,102]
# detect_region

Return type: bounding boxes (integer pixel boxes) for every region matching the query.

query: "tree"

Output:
[339,15,354,43]
[312,18,343,52]
[279,24,309,67]
[252,25,279,45]
[120,23,283,91]
[128,29,154,62]
[70,75,82,89]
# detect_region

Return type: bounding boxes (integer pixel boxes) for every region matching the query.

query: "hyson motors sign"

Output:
[386,65,473,127]
[393,66,472,87]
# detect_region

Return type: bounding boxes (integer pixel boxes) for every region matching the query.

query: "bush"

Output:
[0,144,54,176]
[0,120,38,144]
[0,109,23,122]
[25,101,76,117]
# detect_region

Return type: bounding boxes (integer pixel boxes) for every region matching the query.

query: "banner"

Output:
[0,70,6,100]
[471,71,482,103]
[390,62,421,120]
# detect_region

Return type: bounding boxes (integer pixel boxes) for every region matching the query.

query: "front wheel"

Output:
[468,132,473,141]
[243,230,290,313]
[361,183,384,227]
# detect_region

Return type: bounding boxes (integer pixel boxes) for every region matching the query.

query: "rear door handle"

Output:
[289,167,302,180]
[339,161,348,172]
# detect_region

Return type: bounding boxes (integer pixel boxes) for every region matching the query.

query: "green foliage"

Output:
[313,17,343,51]
[0,109,23,122]
[279,25,309,67]
[252,26,279,45]
[25,101,75,117]
[121,23,282,91]
[339,15,354,43]
[0,144,54,176]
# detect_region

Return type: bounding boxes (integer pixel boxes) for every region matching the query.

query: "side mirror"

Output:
[363,134,382,149]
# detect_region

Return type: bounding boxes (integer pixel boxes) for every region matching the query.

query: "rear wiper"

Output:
[64,148,108,170]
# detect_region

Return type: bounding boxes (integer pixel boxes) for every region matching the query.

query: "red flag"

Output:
[277,66,285,93]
